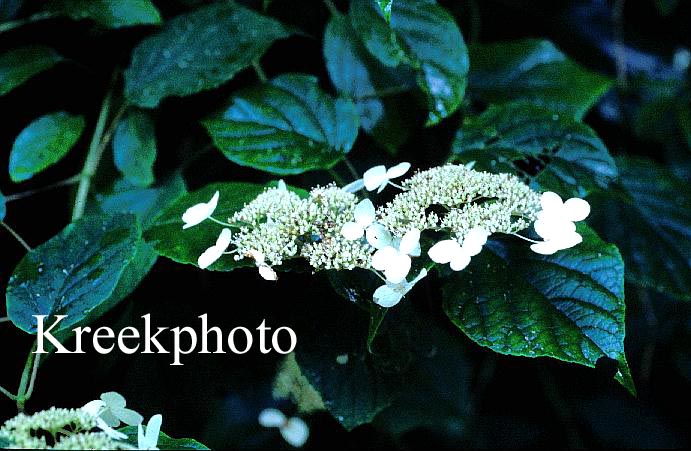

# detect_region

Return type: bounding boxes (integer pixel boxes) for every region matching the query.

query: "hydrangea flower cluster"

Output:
[0,392,162,450]
[183,163,591,307]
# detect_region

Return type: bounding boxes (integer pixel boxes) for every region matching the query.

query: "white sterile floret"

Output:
[197,228,232,269]
[373,268,428,308]
[182,191,219,229]
[428,227,489,271]
[363,162,411,193]
[258,409,309,448]
[138,414,162,450]
[249,250,278,281]
[84,392,143,428]
[258,408,286,428]
[371,228,420,283]
[341,199,376,240]
[530,192,590,255]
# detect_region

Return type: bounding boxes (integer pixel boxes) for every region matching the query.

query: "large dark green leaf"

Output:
[294,293,428,430]
[590,157,691,301]
[118,426,209,450]
[145,182,266,270]
[349,0,406,67]
[96,175,186,230]
[124,1,291,107]
[113,109,157,187]
[47,0,161,28]
[6,214,141,334]
[442,225,635,394]
[0,46,62,95]
[468,39,613,119]
[390,0,468,125]
[202,74,359,175]
[9,111,85,183]
[324,13,414,152]
[451,102,617,196]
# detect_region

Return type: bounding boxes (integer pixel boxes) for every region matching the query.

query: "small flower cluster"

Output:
[0,408,108,450]
[183,163,590,308]
[0,392,162,450]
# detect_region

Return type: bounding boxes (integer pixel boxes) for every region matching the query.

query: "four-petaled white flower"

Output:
[371,228,421,283]
[343,162,411,193]
[341,199,377,241]
[82,391,144,441]
[248,250,278,281]
[530,192,590,255]
[198,228,232,269]
[428,227,489,271]
[373,268,428,308]
[258,408,309,448]
[138,414,162,450]
[182,191,219,229]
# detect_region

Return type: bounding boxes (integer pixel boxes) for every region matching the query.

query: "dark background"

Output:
[1,0,690,448]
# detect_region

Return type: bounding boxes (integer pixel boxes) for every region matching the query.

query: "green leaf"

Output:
[6,214,141,334]
[0,190,5,221]
[0,46,62,96]
[96,174,187,230]
[145,182,266,270]
[113,109,157,187]
[9,111,85,183]
[124,1,291,108]
[451,101,618,196]
[294,295,426,430]
[118,426,210,450]
[349,0,406,67]
[324,13,414,152]
[202,74,359,175]
[389,0,468,125]
[590,157,691,301]
[468,39,613,119]
[442,225,635,394]
[47,0,161,28]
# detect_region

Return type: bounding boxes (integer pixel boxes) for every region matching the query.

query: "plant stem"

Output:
[342,157,360,181]
[327,168,347,186]
[1,222,32,252]
[5,174,81,202]
[0,317,9,323]
[16,341,37,412]
[0,385,16,402]
[252,59,268,83]
[323,0,339,16]
[72,89,112,221]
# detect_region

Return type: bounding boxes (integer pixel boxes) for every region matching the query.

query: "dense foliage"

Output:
[0,0,689,448]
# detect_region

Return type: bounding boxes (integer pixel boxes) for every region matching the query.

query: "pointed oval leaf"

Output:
[442,225,635,395]
[468,39,613,119]
[113,109,157,187]
[0,190,5,221]
[590,157,691,301]
[451,101,617,196]
[9,111,85,183]
[124,1,292,108]
[202,74,359,175]
[324,14,415,152]
[349,0,406,67]
[47,0,161,28]
[0,46,62,96]
[6,214,141,334]
[389,0,468,125]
